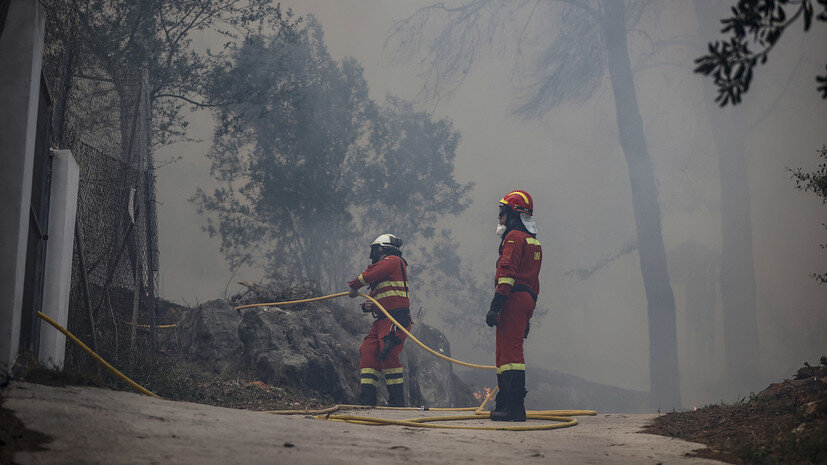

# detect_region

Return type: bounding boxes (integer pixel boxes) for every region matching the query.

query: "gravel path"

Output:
[3,382,727,465]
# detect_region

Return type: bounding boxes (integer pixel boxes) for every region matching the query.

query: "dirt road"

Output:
[3,382,725,464]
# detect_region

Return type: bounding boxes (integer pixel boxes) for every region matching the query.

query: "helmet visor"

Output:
[370,244,382,263]
[498,204,509,218]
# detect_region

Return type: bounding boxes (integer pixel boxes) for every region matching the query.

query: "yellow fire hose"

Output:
[37,291,596,431]
[238,292,597,430]
[37,311,160,398]
[237,291,494,370]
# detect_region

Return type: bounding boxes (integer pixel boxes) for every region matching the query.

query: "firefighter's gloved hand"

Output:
[486,292,508,327]
[348,287,359,298]
[485,309,499,327]
[360,301,374,313]
[524,322,530,338]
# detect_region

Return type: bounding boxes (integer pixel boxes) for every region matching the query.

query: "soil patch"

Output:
[643,357,827,465]
[137,354,332,411]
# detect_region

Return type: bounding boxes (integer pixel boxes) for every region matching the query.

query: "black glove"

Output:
[486,292,508,327]
[377,332,402,362]
[348,287,359,298]
[524,322,530,338]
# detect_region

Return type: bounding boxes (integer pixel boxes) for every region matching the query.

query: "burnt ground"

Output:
[643,357,827,465]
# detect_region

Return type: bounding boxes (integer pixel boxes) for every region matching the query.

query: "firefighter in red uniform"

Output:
[485,190,542,422]
[348,234,412,407]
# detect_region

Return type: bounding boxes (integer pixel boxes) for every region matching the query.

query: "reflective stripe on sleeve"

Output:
[497,277,515,286]
[497,363,526,374]
[358,274,368,286]
[526,238,541,246]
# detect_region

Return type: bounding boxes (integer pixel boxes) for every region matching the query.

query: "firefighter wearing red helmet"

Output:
[347,234,412,407]
[485,190,541,421]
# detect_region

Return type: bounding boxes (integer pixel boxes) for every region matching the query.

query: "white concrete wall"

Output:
[0,0,46,376]
[38,150,79,369]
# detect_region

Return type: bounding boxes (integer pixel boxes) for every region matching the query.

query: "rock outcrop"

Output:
[404,323,477,408]
[175,300,243,370]
[238,302,363,402]
[173,299,474,406]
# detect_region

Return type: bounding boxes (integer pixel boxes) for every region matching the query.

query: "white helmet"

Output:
[370,234,403,262]
[371,233,403,249]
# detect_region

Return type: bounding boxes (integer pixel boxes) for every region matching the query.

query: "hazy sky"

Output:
[154,1,827,406]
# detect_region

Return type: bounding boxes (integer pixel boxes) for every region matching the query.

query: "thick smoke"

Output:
[155,0,827,408]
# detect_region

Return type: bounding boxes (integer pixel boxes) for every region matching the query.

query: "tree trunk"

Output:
[693,0,760,392]
[601,0,681,410]
[716,119,760,387]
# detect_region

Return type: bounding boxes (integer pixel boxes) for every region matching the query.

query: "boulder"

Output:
[172,299,474,407]
[238,302,363,403]
[404,322,477,408]
[174,300,243,371]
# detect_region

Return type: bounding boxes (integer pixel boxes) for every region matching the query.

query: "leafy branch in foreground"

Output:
[694,0,827,106]
[789,146,827,283]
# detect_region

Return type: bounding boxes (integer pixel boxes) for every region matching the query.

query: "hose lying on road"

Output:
[239,292,597,430]
[268,393,595,431]
[36,291,597,431]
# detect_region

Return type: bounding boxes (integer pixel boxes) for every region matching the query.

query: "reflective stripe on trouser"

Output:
[359,314,412,372]
[383,367,404,385]
[495,292,535,368]
[360,368,380,386]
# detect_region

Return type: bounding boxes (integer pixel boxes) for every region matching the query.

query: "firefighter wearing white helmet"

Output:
[347,233,412,407]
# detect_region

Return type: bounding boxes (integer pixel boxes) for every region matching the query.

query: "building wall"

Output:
[0,0,46,376]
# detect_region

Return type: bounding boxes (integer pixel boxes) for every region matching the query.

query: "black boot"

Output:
[387,383,405,407]
[490,373,507,415]
[490,370,526,422]
[357,383,377,406]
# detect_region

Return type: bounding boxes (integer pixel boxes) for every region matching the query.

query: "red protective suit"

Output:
[348,255,412,390]
[348,255,410,312]
[494,229,541,371]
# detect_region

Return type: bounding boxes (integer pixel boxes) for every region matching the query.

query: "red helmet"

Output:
[499,190,533,215]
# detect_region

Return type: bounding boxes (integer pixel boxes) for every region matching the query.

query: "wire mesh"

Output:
[41,3,161,375]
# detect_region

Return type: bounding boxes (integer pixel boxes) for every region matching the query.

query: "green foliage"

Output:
[193,17,475,298]
[42,0,299,147]
[791,146,827,203]
[694,0,827,106]
[789,146,827,283]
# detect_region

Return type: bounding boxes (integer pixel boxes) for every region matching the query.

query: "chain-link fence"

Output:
[41,3,161,376]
